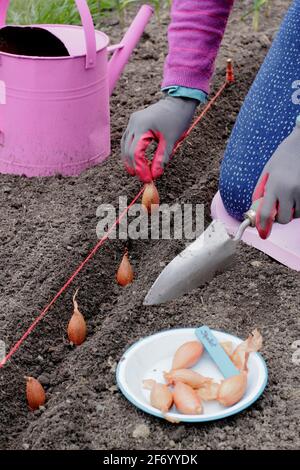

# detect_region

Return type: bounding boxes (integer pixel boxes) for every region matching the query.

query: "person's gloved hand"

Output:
[121,96,197,183]
[252,118,300,239]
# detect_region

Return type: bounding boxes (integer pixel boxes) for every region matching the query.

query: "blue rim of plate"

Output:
[116,328,268,423]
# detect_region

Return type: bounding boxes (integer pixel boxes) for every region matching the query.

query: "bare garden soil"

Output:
[0,0,299,450]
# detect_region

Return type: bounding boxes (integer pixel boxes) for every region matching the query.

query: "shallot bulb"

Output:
[25,376,46,410]
[143,379,173,413]
[164,415,181,424]
[231,329,262,371]
[116,249,134,286]
[164,369,212,389]
[196,382,220,401]
[217,372,247,407]
[67,289,87,346]
[142,182,160,213]
[173,382,203,415]
[220,341,234,357]
[172,341,204,370]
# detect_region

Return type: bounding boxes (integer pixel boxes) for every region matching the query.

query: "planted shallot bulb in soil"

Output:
[143,379,173,413]
[142,182,160,213]
[116,249,134,286]
[25,376,46,411]
[67,289,87,346]
[196,382,220,401]
[164,369,212,389]
[173,382,203,415]
[217,372,247,407]
[172,341,204,370]
[231,329,262,371]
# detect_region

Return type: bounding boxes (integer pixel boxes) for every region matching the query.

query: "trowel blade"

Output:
[144,220,237,305]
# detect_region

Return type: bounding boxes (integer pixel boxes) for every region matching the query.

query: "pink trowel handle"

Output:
[0,0,97,70]
[108,5,153,96]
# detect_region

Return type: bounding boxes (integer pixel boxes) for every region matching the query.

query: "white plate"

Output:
[116,328,268,423]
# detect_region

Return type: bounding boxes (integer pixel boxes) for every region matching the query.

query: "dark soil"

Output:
[0,0,299,450]
[0,26,70,57]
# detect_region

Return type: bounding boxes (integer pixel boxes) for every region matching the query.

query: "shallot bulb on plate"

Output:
[164,369,212,389]
[220,341,234,357]
[217,372,247,407]
[143,379,173,414]
[172,341,204,370]
[196,382,220,401]
[173,382,203,415]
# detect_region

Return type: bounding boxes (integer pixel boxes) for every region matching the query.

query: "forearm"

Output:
[162,0,235,94]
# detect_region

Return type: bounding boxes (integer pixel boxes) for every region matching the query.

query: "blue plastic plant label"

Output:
[195,325,240,379]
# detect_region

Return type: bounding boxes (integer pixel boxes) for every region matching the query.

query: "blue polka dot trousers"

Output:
[219,0,300,220]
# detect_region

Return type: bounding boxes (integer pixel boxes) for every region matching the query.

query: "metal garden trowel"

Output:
[144,202,259,305]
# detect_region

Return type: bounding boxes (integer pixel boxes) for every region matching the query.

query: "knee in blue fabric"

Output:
[219,163,253,221]
[219,0,300,221]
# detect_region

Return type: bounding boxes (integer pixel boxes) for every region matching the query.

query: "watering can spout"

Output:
[108,4,153,96]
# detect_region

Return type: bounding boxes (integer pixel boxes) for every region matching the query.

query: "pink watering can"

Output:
[0,0,153,177]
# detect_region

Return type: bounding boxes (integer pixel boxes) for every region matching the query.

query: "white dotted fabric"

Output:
[220,0,300,220]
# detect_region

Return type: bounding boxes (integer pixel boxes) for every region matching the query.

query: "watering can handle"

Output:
[0,0,97,70]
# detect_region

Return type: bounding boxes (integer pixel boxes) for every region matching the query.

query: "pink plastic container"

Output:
[211,191,300,271]
[0,0,153,177]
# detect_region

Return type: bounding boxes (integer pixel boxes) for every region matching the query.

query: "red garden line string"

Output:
[173,81,229,154]
[0,63,233,369]
[0,187,145,368]
[172,59,234,155]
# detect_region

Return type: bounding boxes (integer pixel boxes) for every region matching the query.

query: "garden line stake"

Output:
[0,61,234,368]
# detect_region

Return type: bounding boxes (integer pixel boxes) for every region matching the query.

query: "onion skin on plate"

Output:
[231,329,262,371]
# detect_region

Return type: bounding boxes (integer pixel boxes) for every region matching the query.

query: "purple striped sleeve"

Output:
[162,0,234,94]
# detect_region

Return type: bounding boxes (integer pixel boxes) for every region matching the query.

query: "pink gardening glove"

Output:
[121,96,197,183]
[252,118,300,239]
[252,173,278,239]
